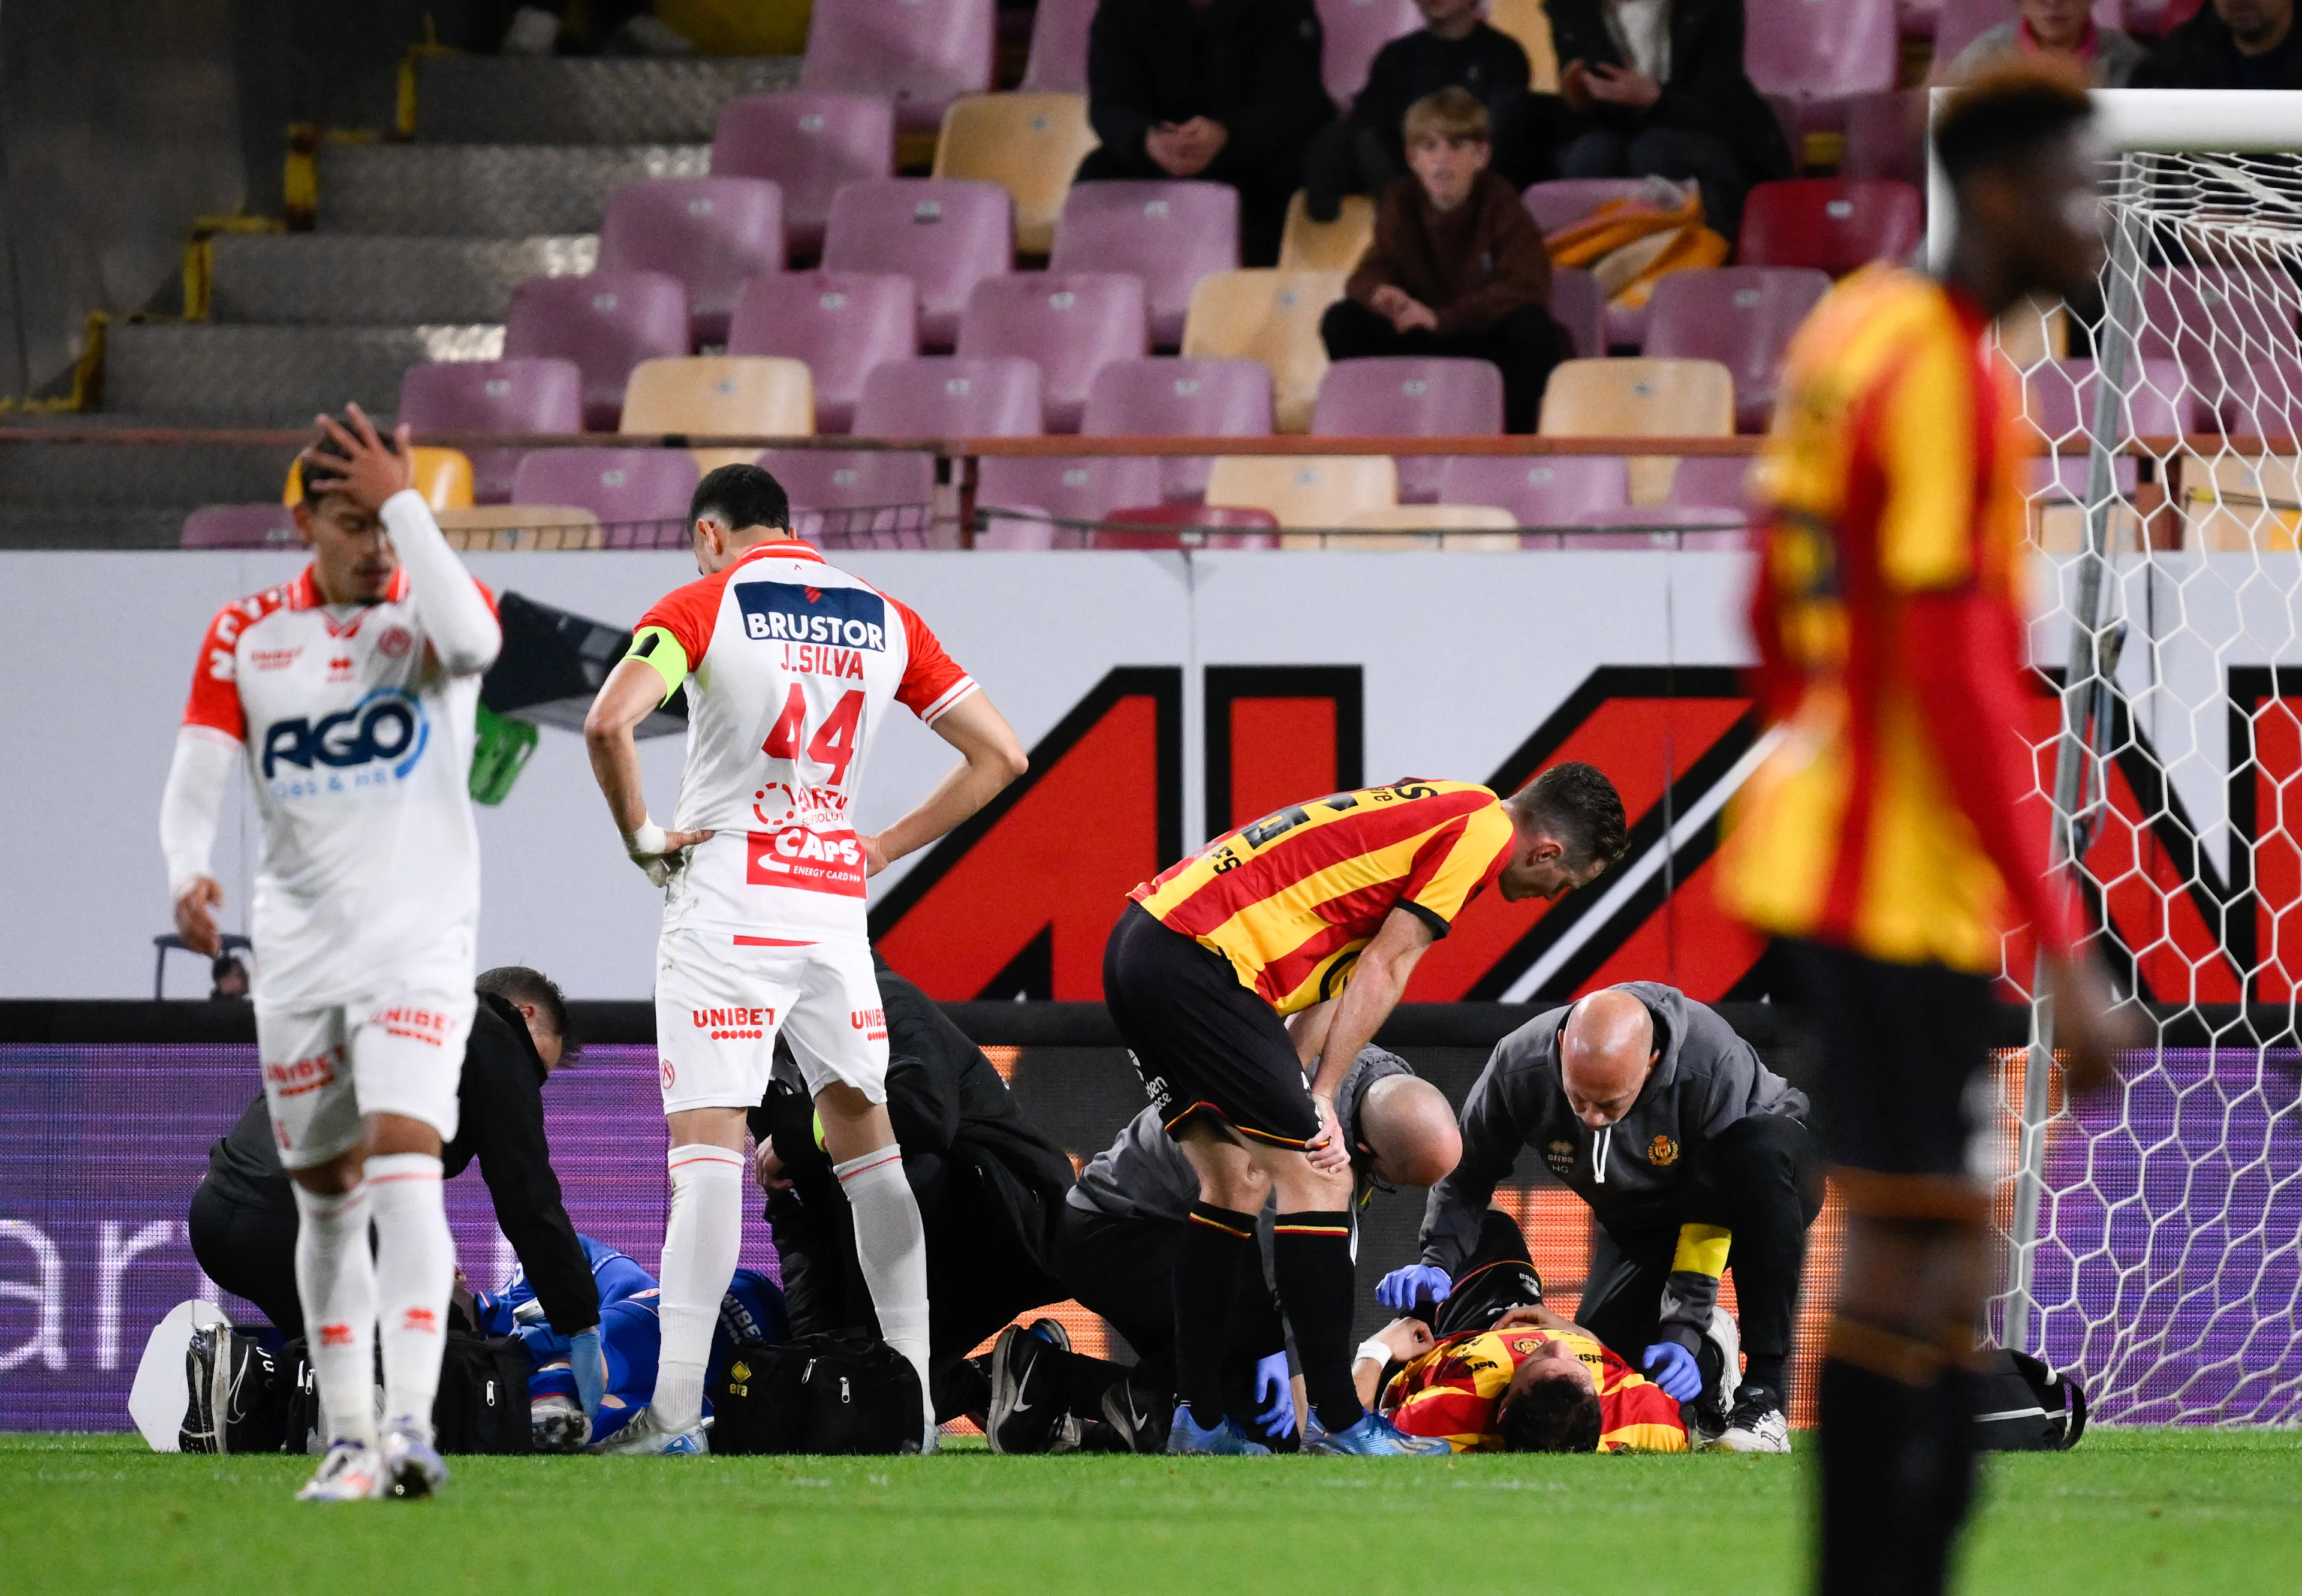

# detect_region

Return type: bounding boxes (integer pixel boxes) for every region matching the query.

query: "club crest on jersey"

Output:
[260,687,429,793]
[736,580,888,651]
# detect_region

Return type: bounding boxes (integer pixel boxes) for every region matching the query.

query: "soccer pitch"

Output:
[2,1431,2295,1595]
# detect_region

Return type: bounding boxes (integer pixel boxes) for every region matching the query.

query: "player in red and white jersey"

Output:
[158,408,502,1502]
[583,464,1026,1453]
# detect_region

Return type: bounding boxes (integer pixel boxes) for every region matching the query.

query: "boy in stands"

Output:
[582,464,1026,1455]
[159,405,502,1501]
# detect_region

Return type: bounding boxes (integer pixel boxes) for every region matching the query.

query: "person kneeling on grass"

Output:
[1319,86,1570,434]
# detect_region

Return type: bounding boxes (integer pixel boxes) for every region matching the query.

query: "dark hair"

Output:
[296,415,397,505]
[1498,1372,1603,1453]
[477,965,574,1056]
[1933,65,2095,189]
[691,463,791,535]
[1507,761,1628,866]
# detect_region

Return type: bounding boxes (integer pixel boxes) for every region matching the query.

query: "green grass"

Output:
[0,1429,2295,1595]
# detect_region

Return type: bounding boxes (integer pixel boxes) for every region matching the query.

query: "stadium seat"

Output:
[1539,357,1735,502]
[977,454,1167,530]
[1642,267,1832,432]
[2023,356,2199,501]
[1092,502,1282,547]
[713,92,896,260]
[284,447,474,511]
[1051,182,1242,348]
[1181,269,1349,433]
[1549,267,1605,359]
[1523,178,1654,235]
[504,272,691,431]
[1083,355,1276,502]
[1020,0,1095,91]
[1841,91,1924,186]
[1742,0,1896,102]
[933,93,1100,256]
[182,504,299,550]
[728,271,918,435]
[510,447,700,542]
[618,356,815,472]
[976,506,1069,549]
[957,273,1148,432]
[1278,191,1376,273]
[821,179,1014,350]
[596,178,787,347]
[430,504,604,552]
[1431,454,1631,525]
[1340,502,1520,551]
[1312,357,1503,502]
[1737,180,1924,276]
[757,445,939,546]
[2136,266,2302,404]
[2214,358,2302,438]
[1204,454,1398,528]
[1316,0,1423,109]
[1485,0,1560,91]
[853,356,1044,436]
[1666,454,1758,510]
[398,357,583,503]
[799,0,996,135]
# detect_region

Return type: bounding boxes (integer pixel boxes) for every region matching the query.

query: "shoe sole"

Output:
[986,1326,1041,1455]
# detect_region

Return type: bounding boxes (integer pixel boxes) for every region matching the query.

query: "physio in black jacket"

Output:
[188,966,601,1351]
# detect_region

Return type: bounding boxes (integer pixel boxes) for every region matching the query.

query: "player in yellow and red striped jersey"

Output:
[1104,764,1627,1455]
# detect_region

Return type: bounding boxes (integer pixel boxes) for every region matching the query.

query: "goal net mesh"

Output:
[1990,149,2302,1422]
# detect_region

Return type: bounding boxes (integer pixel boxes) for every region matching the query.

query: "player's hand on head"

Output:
[1375,1264,1451,1311]
[173,875,224,958]
[303,403,416,513]
[1641,1341,1703,1402]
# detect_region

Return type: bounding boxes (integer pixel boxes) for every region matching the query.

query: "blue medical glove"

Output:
[1642,1341,1703,1402]
[1375,1264,1452,1312]
[1251,1351,1295,1440]
[568,1326,608,1423]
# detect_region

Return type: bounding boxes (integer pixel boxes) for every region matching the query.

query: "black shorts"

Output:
[1430,1210,1548,1339]
[1101,902,1319,1148]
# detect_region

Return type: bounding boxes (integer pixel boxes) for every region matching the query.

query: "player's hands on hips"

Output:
[1642,1341,1703,1402]
[1304,1094,1349,1173]
[1375,1264,1451,1312]
[623,822,713,886]
[860,832,892,879]
[173,875,224,957]
[2045,953,2142,1095]
[1250,1351,1295,1440]
[303,402,415,511]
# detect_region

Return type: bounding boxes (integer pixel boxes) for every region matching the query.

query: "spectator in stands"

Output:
[1303,0,1536,222]
[2139,0,2302,86]
[1078,0,1336,266]
[1320,89,1568,433]
[1942,0,2147,85]
[1542,0,1791,247]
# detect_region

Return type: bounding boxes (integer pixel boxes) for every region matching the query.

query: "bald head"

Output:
[1357,1074,1462,1187]
[1559,989,1658,1128]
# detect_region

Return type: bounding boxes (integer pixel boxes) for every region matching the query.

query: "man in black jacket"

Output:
[1386,981,1821,1452]
[2137,0,2302,88]
[1078,0,1336,266]
[1539,0,1790,245]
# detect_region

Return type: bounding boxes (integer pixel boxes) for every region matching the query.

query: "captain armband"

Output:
[628,626,690,701]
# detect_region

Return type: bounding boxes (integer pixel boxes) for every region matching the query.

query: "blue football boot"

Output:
[1165,1405,1273,1456]
[1303,1410,1453,1456]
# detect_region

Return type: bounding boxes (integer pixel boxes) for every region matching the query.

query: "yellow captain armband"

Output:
[628,625,690,702]
[1672,1222,1732,1279]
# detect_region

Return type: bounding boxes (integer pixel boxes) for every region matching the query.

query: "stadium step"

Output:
[105,322,502,426]
[0,427,287,510]
[208,234,596,326]
[316,142,711,237]
[409,54,800,145]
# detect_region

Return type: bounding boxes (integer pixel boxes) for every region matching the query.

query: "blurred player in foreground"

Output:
[583,464,1026,1454]
[160,406,502,1501]
[1716,68,2136,1596]
[1107,763,1626,1455]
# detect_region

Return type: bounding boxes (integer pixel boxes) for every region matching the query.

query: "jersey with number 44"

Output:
[631,538,977,943]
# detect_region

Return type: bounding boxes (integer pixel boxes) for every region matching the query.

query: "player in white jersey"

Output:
[158,406,503,1502]
[582,464,1026,1453]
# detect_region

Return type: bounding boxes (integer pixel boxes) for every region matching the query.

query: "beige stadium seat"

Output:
[1484,0,1560,92]
[1538,357,1735,503]
[1340,502,1518,550]
[1205,454,1397,543]
[1182,270,1349,433]
[620,356,814,473]
[432,505,605,552]
[934,92,1100,255]
[284,446,474,511]
[1277,191,1375,273]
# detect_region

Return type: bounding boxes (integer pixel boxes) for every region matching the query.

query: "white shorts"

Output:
[254,990,474,1170]
[655,929,889,1113]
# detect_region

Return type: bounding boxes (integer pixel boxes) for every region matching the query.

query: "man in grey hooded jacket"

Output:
[1381,981,1819,1451]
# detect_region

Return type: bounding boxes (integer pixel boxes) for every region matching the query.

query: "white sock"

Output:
[292,1179,376,1449]
[654,1143,746,1432]
[835,1146,935,1438]
[367,1152,453,1441]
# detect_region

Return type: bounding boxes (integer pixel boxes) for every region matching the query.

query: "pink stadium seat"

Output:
[1094,502,1282,548]
[1569,502,1746,547]
[799,0,996,134]
[1737,180,1924,276]
[957,273,1148,433]
[821,179,1014,350]
[398,357,583,502]
[182,503,299,550]
[1021,0,1096,91]
[596,179,787,347]
[1743,0,1897,100]
[728,272,918,434]
[1841,91,1924,185]
[504,272,690,431]
[978,454,1167,528]
[1051,182,1242,348]
[1316,0,1424,109]
[1549,267,1605,359]
[2023,356,2199,499]
[1523,178,1656,235]
[1430,455,1629,525]
[758,446,938,544]
[853,356,1044,436]
[2135,267,2302,400]
[1667,455,1758,509]
[712,92,895,260]
[1313,357,1503,501]
[1643,267,1831,432]
[1083,356,1275,501]
[2216,358,2302,438]
[510,448,700,540]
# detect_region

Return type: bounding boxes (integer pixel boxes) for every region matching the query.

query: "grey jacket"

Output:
[1418,981,1804,1339]
[1944,23,2147,88]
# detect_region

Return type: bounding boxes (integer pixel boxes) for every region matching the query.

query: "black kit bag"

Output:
[180,1324,315,1454]
[1971,1347,2089,1451]
[431,1330,533,1455]
[710,1333,924,1455]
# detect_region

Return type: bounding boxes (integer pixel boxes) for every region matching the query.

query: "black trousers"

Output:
[187,1183,304,1339]
[1575,1114,1824,1384]
[1074,144,1300,269]
[1319,297,1567,434]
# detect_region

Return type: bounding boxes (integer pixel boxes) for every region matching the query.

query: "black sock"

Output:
[1816,1356,1981,1596]
[1743,1353,1787,1403]
[1271,1210,1362,1432]
[1172,1203,1256,1429]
